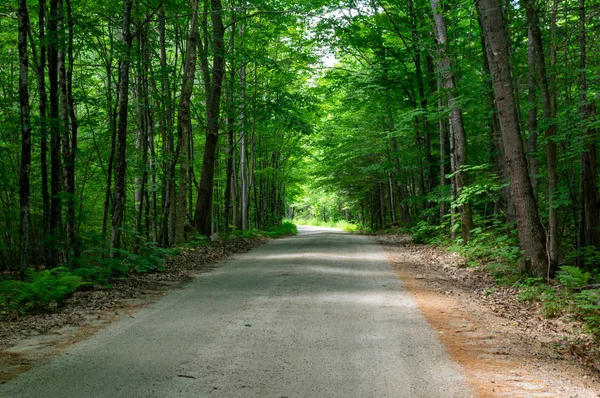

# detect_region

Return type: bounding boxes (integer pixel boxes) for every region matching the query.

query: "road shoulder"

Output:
[379,234,600,397]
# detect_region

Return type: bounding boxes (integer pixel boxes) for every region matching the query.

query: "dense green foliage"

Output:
[294,0,600,278]
[3,0,600,330]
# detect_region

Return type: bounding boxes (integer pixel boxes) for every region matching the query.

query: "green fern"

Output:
[1,269,85,312]
[557,265,590,289]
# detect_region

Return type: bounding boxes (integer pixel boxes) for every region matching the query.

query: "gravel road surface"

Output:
[1,226,472,397]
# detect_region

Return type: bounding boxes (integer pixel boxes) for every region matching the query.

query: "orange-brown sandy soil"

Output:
[379,234,600,397]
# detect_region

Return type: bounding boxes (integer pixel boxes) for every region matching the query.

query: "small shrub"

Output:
[516,278,552,302]
[484,262,520,285]
[557,265,590,289]
[188,233,209,247]
[411,221,440,244]
[0,268,85,313]
[265,221,298,237]
[541,291,562,318]
[570,289,600,336]
[112,241,173,274]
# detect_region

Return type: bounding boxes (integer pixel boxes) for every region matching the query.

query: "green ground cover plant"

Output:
[1,223,294,315]
[409,223,600,340]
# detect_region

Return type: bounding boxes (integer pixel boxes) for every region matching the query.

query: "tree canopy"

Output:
[2,0,600,285]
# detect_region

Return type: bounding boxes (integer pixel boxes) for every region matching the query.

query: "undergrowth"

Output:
[1,223,293,315]
[0,268,86,313]
[227,220,298,239]
[406,222,600,341]
[516,268,600,337]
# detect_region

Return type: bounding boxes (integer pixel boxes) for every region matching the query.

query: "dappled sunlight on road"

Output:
[300,265,391,278]
[274,290,416,309]
[1,223,471,398]
[248,251,380,262]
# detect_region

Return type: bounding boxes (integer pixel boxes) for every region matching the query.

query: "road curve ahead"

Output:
[1,226,472,397]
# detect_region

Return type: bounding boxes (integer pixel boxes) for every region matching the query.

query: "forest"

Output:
[2,0,600,327]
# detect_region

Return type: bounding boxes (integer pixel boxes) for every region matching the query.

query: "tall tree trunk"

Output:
[194,0,225,236]
[388,111,411,226]
[48,0,62,267]
[224,20,236,233]
[58,35,70,257]
[37,0,50,244]
[102,54,118,240]
[18,0,32,276]
[449,117,457,240]
[409,0,435,209]
[147,69,157,242]
[522,0,558,274]
[134,64,149,238]
[175,0,199,244]
[110,0,134,255]
[477,0,549,277]
[430,0,474,242]
[526,28,539,195]
[62,0,78,262]
[239,43,249,230]
[140,22,156,242]
[27,0,48,266]
[134,44,144,234]
[577,0,599,267]
[479,13,512,223]
[157,7,176,247]
[439,83,447,223]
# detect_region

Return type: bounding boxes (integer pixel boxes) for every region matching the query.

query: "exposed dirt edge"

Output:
[379,234,600,397]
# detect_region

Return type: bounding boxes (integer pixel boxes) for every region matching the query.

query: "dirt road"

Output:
[1,226,472,397]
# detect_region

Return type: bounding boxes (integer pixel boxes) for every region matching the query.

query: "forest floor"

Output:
[379,234,600,397]
[0,237,267,383]
[1,232,600,396]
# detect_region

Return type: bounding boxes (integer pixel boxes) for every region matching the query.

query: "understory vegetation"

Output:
[3,0,600,346]
[406,223,600,340]
[0,223,296,315]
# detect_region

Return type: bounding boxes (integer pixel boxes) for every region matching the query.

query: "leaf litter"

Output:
[379,233,600,397]
[0,237,266,383]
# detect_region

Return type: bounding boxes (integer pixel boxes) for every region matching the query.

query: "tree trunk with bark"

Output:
[526,28,539,195]
[240,58,249,230]
[174,0,199,244]
[62,0,78,262]
[478,12,512,224]
[224,20,237,233]
[157,8,177,247]
[194,0,225,236]
[18,0,32,276]
[577,0,599,267]
[102,55,118,240]
[430,0,474,242]
[477,0,549,277]
[36,0,50,244]
[48,0,62,267]
[110,0,133,255]
[521,0,559,275]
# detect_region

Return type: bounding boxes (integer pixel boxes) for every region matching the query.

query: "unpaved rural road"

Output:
[1,226,472,397]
